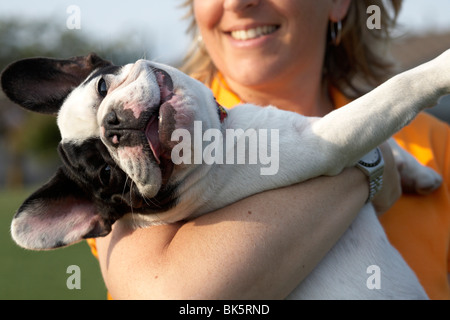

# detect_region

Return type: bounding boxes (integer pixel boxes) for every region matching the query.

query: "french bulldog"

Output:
[2,50,449,299]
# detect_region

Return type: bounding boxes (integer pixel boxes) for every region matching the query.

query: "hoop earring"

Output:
[330,20,342,46]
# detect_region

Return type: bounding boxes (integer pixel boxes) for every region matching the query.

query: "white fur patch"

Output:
[57,85,100,143]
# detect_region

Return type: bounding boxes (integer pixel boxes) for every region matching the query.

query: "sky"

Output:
[1,0,450,64]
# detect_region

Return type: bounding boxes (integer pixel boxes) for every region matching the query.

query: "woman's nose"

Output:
[223,0,260,12]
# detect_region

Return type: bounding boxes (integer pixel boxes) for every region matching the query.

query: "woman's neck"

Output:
[224,69,334,117]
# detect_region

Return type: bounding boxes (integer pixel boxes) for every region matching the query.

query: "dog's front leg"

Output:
[310,50,450,175]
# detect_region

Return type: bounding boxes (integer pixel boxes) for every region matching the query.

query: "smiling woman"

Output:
[193,0,332,99]
[182,0,402,104]
[176,0,450,300]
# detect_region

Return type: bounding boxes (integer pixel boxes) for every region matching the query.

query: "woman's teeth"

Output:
[230,25,278,41]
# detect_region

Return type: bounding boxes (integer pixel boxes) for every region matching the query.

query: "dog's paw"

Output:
[389,138,442,195]
[400,163,442,195]
[413,166,442,195]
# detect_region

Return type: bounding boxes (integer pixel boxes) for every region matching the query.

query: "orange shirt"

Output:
[88,74,450,300]
[211,75,450,300]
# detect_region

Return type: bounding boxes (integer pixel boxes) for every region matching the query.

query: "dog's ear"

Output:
[1,53,112,115]
[11,167,111,250]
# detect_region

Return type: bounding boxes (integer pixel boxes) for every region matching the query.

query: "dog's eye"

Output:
[97,78,108,98]
[99,164,112,186]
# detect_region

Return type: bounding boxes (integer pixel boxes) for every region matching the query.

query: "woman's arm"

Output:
[96,167,372,300]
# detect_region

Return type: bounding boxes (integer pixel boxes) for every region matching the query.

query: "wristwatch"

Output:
[356,147,384,203]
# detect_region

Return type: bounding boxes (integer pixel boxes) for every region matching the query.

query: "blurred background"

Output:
[0,0,449,300]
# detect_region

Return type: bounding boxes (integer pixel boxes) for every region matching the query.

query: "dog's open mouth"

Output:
[145,68,175,182]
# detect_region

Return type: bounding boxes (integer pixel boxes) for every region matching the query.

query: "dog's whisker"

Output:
[140,190,161,209]
[129,181,137,226]
[141,194,152,206]
[122,176,130,202]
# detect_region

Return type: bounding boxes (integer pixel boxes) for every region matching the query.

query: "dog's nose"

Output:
[103,110,122,147]
[102,108,144,148]
[105,110,120,126]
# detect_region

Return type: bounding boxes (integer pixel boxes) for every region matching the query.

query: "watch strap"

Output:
[356,148,384,203]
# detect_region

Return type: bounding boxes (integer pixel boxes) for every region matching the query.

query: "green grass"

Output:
[0,189,108,300]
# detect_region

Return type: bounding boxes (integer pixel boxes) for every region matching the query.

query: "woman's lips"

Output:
[223,24,281,49]
[228,25,280,41]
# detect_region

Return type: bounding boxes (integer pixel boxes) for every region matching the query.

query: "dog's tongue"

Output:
[145,115,161,164]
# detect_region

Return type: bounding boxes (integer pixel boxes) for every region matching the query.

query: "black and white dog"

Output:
[1,51,449,299]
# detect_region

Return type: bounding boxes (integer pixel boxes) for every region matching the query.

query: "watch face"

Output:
[359,148,382,167]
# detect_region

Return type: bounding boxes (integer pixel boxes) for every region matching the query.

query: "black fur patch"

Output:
[58,138,178,222]
[1,53,112,115]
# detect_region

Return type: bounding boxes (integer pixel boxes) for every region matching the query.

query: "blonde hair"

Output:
[181,0,403,99]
